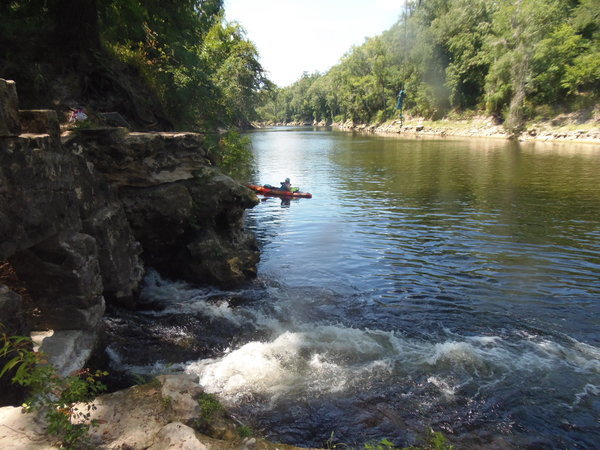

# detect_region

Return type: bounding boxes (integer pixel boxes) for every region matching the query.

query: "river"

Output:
[107,127,600,448]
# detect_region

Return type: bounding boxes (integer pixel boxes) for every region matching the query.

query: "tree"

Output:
[201,19,268,127]
[484,0,569,133]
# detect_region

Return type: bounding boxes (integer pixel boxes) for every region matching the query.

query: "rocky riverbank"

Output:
[254,113,600,145]
[0,77,272,448]
[0,374,315,449]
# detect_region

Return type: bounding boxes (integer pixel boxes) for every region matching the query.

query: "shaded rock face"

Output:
[10,233,105,330]
[0,79,20,136]
[0,79,139,380]
[0,79,259,388]
[63,129,260,288]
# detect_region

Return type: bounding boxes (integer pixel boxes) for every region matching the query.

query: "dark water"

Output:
[108,128,600,448]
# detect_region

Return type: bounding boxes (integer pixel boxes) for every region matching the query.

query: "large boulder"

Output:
[63,128,260,288]
[9,233,105,331]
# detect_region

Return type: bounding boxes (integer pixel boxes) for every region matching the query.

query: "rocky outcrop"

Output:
[0,374,311,449]
[63,129,260,288]
[0,79,138,377]
[0,78,259,386]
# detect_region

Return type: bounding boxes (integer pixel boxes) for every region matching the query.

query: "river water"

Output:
[107,128,600,448]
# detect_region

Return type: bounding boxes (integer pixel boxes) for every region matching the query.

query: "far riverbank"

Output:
[253,114,600,145]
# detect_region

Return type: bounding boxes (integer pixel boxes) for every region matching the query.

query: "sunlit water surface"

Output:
[108,128,600,448]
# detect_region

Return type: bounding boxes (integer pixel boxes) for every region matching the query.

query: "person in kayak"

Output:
[280,178,292,191]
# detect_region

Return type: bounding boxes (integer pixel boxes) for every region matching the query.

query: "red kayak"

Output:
[247,184,313,198]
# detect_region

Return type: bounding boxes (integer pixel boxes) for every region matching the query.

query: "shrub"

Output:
[1,331,107,449]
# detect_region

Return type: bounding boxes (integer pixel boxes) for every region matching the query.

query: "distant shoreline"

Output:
[252,117,600,145]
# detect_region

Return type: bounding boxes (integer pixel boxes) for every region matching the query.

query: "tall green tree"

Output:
[255,0,599,134]
[484,0,568,132]
[201,19,268,127]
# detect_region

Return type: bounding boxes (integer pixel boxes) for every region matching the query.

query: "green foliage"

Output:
[207,130,254,180]
[200,19,269,127]
[162,395,173,409]
[362,429,454,450]
[196,392,224,426]
[1,331,107,449]
[236,424,253,438]
[364,438,398,450]
[323,428,453,450]
[1,0,268,131]
[424,430,454,450]
[256,0,599,136]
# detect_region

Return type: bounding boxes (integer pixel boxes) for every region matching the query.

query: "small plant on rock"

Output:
[236,424,253,438]
[1,330,107,449]
[196,392,224,427]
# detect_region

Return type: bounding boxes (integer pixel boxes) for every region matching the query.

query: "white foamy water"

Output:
[139,269,245,324]
[183,316,600,410]
[131,271,600,412]
[105,267,600,448]
[186,326,397,403]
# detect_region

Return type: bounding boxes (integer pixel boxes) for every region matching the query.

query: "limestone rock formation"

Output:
[63,128,260,288]
[0,374,311,449]
[0,78,259,389]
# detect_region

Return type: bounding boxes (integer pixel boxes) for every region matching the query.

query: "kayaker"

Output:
[280,178,292,191]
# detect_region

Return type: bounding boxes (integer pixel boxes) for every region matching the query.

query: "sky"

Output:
[224,0,405,87]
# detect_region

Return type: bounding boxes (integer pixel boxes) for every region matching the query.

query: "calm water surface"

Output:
[112,128,600,448]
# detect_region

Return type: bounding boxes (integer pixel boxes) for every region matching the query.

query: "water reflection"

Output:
[245,128,600,342]
[235,128,600,447]
[259,196,294,208]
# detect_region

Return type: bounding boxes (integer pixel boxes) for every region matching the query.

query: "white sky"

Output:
[224,0,405,87]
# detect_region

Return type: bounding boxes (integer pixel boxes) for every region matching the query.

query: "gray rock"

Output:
[63,129,210,187]
[64,129,260,288]
[0,79,21,136]
[71,154,143,306]
[19,110,61,145]
[0,135,81,259]
[0,406,53,449]
[35,329,100,377]
[147,422,209,450]
[9,233,105,330]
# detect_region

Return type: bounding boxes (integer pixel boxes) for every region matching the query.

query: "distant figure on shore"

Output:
[280,178,291,191]
[396,88,407,126]
[396,89,407,111]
